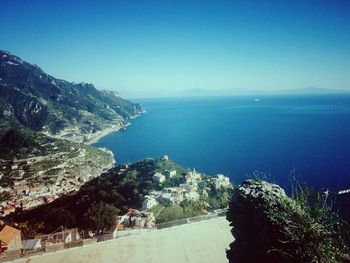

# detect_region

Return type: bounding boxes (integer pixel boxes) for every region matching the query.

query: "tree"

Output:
[156,205,184,223]
[198,181,207,192]
[181,199,205,217]
[44,208,76,232]
[19,221,45,239]
[208,187,233,209]
[83,201,118,232]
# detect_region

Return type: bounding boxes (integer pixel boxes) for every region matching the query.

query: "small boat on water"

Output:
[254,98,260,102]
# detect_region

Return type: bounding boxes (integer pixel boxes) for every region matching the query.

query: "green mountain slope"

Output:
[0,120,115,207]
[8,157,233,236]
[0,50,142,143]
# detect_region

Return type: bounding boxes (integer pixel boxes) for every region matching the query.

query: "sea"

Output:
[93,94,350,192]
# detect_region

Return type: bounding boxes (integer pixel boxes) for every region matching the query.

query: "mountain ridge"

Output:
[0,50,143,143]
[0,50,143,213]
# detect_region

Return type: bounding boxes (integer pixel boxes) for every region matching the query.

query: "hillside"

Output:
[0,119,115,213]
[0,50,144,215]
[8,157,233,236]
[0,50,143,143]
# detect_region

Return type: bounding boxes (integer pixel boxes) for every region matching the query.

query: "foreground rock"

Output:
[226,180,348,263]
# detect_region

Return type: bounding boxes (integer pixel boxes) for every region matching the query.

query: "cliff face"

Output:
[0,50,143,143]
[226,180,347,263]
[226,180,292,263]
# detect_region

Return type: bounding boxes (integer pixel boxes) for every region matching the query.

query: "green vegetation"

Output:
[0,119,43,160]
[0,119,70,162]
[0,50,142,136]
[8,157,231,237]
[7,158,185,235]
[226,180,349,263]
[125,158,188,189]
[33,159,63,171]
[207,185,234,209]
[152,200,206,223]
[0,119,114,187]
[281,186,349,263]
[43,168,63,176]
[44,208,77,231]
[83,201,119,232]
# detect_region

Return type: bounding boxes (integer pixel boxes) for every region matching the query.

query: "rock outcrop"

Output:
[226,180,347,263]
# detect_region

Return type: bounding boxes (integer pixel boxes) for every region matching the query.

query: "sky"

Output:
[1,0,350,98]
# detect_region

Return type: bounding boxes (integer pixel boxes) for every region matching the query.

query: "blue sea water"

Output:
[93,95,350,191]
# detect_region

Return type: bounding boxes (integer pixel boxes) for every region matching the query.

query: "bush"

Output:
[155,200,206,223]
[83,201,118,232]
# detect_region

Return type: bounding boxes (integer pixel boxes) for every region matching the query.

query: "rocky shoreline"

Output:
[86,122,133,145]
[85,124,122,145]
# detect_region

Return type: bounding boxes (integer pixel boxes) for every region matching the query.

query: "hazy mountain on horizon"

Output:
[174,86,350,98]
[271,87,350,95]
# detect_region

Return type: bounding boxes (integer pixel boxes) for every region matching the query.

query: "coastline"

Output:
[85,124,122,145]
[86,115,139,145]
[86,110,144,145]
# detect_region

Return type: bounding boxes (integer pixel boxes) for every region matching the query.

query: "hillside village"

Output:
[0,50,143,221]
[0,50,235,259]
[0,156,232,259]
[142,156,231,210]
[0,144,115,216]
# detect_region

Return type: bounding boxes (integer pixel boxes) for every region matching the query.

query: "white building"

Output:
[23,239,42,251]
[185,191,200,201]
[159,188,184,206]
[212,174,231,189]
[186,169,201,182]
[142,195,159,210]
[165,170,177,178]
[186,177,197,185]
[159,193,175,206]
[153,172,166,183]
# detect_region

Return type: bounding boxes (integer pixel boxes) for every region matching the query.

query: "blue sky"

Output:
[1,0,350,98]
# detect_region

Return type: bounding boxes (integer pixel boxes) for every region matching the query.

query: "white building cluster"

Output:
[212,174,231,189]
[143,168,231,210]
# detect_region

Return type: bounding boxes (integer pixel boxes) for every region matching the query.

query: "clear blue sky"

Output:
[1,0,350,98]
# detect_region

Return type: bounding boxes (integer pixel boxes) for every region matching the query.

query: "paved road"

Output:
[15,218,232,263]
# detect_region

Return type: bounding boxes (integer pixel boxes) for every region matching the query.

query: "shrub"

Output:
[83,201,118,232]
